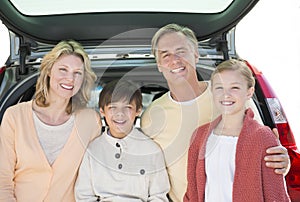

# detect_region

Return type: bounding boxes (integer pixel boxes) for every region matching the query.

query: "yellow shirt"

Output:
[0,101,101,202]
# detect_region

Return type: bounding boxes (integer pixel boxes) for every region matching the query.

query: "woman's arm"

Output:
[0,110,17,202]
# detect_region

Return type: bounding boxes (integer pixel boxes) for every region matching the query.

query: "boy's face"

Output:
[100,99,141,139]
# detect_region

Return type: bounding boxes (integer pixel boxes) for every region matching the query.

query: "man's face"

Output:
[156,32,199,84]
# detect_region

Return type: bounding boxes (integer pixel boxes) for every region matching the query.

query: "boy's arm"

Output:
[147,150,170,202]
[74,153,98,202]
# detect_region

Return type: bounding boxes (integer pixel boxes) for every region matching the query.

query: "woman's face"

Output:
[48,54,84,101]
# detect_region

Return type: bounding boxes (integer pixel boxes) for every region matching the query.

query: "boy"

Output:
[75,79,170,201]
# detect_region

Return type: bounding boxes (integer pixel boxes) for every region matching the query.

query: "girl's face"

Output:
[48,54,84,101]
[100,100,141,139]
[212,70,254,116]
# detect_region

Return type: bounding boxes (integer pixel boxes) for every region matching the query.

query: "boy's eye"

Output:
[215,86,223,90]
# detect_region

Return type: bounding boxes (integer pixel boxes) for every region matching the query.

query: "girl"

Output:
[184,59,290,201]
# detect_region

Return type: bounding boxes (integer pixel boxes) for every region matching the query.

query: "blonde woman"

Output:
[0,40,102,201]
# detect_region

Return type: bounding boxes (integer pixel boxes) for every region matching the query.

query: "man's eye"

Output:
[162,54,169,58]
[177,50,185,55]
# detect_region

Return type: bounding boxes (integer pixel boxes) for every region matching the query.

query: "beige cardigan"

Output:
[0,101,101,202]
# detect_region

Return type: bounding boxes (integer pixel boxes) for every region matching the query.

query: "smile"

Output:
[170,67,185,73]
[60,84,74,90]
[221,101,234,106]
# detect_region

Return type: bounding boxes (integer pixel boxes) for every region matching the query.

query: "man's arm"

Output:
[264,128,291,176]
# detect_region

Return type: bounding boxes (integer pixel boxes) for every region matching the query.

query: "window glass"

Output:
[0,21,9,66]
[10,0,233,15]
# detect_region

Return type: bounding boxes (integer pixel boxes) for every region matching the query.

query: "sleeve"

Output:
[183,129,202,202]
[74,152,98,202]
[260,128,291,201]
[0,109,17,202]
[245,98,263,125]
[147,148,170,202]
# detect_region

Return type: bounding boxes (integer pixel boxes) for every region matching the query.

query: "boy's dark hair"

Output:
[99,79,143,111]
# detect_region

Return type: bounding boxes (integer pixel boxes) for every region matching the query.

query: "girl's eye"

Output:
[59,68,67,72]
[215,86,223,90]
[232,86,240,90]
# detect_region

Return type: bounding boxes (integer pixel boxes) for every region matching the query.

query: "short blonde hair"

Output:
[34,40,96,114]
[151,23,198,58]
[211,59,255,89]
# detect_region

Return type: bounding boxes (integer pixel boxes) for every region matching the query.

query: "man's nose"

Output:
[169,53,180,63]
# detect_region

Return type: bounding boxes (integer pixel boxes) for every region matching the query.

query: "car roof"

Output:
[0,0,259,45]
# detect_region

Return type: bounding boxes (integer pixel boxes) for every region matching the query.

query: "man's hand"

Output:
[264,128,291,176]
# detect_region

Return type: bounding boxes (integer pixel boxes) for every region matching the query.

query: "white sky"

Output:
[236,0,300,147]
[0,0,299,146]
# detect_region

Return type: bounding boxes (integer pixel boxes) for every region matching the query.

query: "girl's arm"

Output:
[260,128,291,201]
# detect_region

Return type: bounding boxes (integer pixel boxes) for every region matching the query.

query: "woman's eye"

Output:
[75,71,83,75]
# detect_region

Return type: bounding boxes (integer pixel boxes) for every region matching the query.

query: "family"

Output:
[0,24,291,201]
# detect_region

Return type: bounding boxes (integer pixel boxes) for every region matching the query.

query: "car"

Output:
[0,0,299,200]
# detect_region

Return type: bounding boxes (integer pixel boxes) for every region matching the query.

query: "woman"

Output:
[0,40,102,201]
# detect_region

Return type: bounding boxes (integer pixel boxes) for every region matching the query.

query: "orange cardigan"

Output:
[184,109,290,202]
[0,101,101,202]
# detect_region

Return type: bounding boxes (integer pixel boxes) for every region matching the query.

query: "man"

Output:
[141,23,290,202]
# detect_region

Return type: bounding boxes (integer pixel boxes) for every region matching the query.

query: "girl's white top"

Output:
[205,132,238,202]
